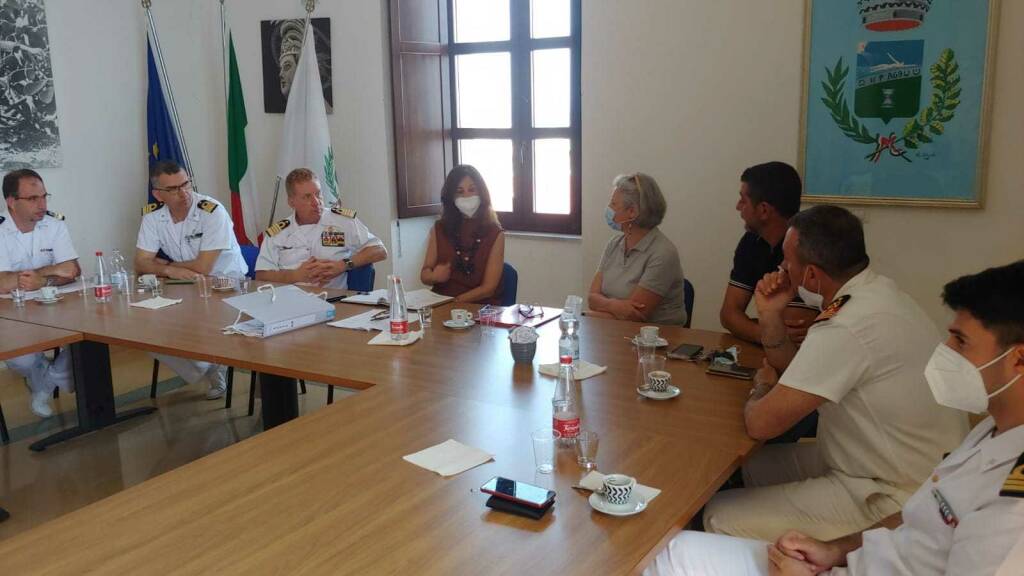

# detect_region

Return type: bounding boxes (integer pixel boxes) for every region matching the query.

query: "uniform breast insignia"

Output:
[813,294,852,324]
[266,219,291,237]
[999,452,1024,498]
[143,202,165,215]
[321,230,346,247]
[331,206,357,218]
[45,210,65,221]
[197,199,219,213]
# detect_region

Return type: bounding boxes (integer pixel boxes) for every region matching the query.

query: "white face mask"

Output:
[797,267,825,311]
[925,343,1022,414]
[454,195,481,218]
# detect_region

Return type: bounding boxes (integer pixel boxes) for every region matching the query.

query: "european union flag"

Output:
[146,37,189,201]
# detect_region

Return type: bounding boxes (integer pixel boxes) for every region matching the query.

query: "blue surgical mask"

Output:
[605,206,622,231]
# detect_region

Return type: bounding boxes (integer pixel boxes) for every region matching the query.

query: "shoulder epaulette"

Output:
[331,206,357,218]
[197,199,219,214]
[266,219,291,237]
[1000,452,1024,498]
[813,294,851,324]
[143,202,164,215]
[45,210,65,221]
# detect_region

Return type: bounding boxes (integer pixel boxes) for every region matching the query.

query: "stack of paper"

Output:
[129,297,183,310]
[403,439,494,477]
[328,309,420,331]
[342,288,453,310]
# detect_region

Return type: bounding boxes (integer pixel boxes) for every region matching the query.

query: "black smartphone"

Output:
[706,363,757,380]
[481,477,556,509]
[668,343,704,361]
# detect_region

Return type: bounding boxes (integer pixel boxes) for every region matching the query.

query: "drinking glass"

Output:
[639,354,667,391]
[197,275,211,298]
[238,277,251,294]
[11,288,26,308]
[419,305,433,327]
[532,428,560,474]
[575,430,599,470]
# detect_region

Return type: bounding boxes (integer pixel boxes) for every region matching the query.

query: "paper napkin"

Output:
[403,439,494,477]
[538,360,607,380]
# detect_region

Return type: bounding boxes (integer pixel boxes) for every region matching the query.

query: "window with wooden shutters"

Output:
[390,0,581,234]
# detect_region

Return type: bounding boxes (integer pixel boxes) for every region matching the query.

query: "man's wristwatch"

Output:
[343,257,355,271]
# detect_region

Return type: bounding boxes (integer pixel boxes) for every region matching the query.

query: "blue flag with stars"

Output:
[146,37,189,202]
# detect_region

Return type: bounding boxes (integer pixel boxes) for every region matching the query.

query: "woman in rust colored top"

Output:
[420,165,506,304]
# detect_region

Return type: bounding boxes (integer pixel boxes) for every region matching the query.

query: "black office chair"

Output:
[0,401,9,444]
[499,263,518,306]
[683,279,695,329]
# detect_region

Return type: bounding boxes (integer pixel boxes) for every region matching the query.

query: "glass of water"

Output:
[11,288,26,308]
[419,305,433,327]
[532,428,560,474]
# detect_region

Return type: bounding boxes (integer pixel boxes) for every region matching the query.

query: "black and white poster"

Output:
[260,17,332,114]
[1,0,61,169]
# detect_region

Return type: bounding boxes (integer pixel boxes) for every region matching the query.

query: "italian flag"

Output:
[226,33,262,246]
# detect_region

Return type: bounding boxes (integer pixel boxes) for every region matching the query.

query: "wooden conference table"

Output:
[0,285,763,574]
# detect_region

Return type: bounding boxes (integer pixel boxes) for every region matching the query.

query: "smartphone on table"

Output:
[481,477,556,509]
[668,343,704,361]
[706,363,757,380]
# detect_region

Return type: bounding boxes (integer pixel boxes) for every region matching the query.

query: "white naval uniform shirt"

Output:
[0,212,78,273]
[255,208,383,290]
[136,193,247,278]
[780,269,969,503]
[840,417,1024,575]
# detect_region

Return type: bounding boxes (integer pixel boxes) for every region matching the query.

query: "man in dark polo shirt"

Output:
[721,161,818,442]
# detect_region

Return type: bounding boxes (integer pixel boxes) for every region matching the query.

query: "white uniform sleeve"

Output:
[51,220,78,264]
[779,323,870,403]
[255,236,280,271]
[349,217,381,251]
[0,243,11,272]
[198,203,233,252]
[136,215,161,253]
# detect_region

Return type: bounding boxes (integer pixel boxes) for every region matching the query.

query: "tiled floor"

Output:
[0,346,354,541]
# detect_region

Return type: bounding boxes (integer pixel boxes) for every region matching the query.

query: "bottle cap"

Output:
[560,355,573,364]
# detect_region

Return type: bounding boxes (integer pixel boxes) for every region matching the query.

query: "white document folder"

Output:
[222,285,336,338]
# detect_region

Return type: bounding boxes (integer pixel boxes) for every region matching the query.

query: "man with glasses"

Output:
[134,160,246,399]
[255,168,386,288]
[1,169,79,417]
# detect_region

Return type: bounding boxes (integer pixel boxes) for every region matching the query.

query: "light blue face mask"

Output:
[605,206,622,231]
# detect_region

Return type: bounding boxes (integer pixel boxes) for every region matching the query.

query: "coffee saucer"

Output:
[637,385,680,400]
[443,319,475,330]
[588,492,648,516]
[37,295,64,305]
[630,335,669,348]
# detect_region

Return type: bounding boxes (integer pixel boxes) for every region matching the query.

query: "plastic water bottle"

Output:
[93,251,112,303]
[552,355,579,446]
[388,274,409,341]
[559,296,581,369]
[110,249,128,293]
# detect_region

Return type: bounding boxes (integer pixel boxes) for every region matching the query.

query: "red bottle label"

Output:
[94,284,112,299]
[553,414,580,439]
[390,320,409,334]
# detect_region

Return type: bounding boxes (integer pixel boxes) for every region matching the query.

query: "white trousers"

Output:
[149,353,217,386]
[643,531,851,576]
[4,350,72,394]
[703,443,901,541]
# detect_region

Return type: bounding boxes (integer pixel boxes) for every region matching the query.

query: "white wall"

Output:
[9,0,1022,329]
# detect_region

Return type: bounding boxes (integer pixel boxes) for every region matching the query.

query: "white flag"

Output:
[275,20,338,206]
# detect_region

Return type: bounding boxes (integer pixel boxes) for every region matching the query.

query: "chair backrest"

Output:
[500,262,518,306]
[239,245,260,279]
[347,264,376,292]
[683,278,695,328]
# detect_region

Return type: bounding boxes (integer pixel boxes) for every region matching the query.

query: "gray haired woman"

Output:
[588,172,687,325]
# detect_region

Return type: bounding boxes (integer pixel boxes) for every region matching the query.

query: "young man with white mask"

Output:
[700,205,968,542]
[256,168,387,289]
[644,259,1024,576]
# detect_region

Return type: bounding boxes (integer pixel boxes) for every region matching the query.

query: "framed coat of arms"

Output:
[799,0,1000,207]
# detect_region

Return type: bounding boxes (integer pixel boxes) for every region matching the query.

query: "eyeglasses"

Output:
[16,193,51,203]
[154,181,193,195]
[517,304,544,319]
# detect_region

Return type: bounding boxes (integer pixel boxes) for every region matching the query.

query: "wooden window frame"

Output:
[448,0,582,235]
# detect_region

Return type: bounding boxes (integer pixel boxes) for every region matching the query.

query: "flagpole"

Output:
[268,0,318,227]
[219,0,228,105]
[144,0,197,191]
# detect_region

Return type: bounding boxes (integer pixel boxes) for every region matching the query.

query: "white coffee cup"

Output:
[640,326,660,344]
[602,473,636,505]
[39,286,59,301]
[451,309,471,323]
[139,274,158,288]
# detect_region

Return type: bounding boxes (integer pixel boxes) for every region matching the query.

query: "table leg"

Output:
[29,341,157,452]
[259,373,298,429]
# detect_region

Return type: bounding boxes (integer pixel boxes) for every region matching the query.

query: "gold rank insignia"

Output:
[321,230,346,247]
[198,199,219,213]
[266,219,291,237]
[331,205,357,218]
[1000,453,1024,498]
[143,201,165,215]
[813,294,851,324]
[45,210,65,221]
